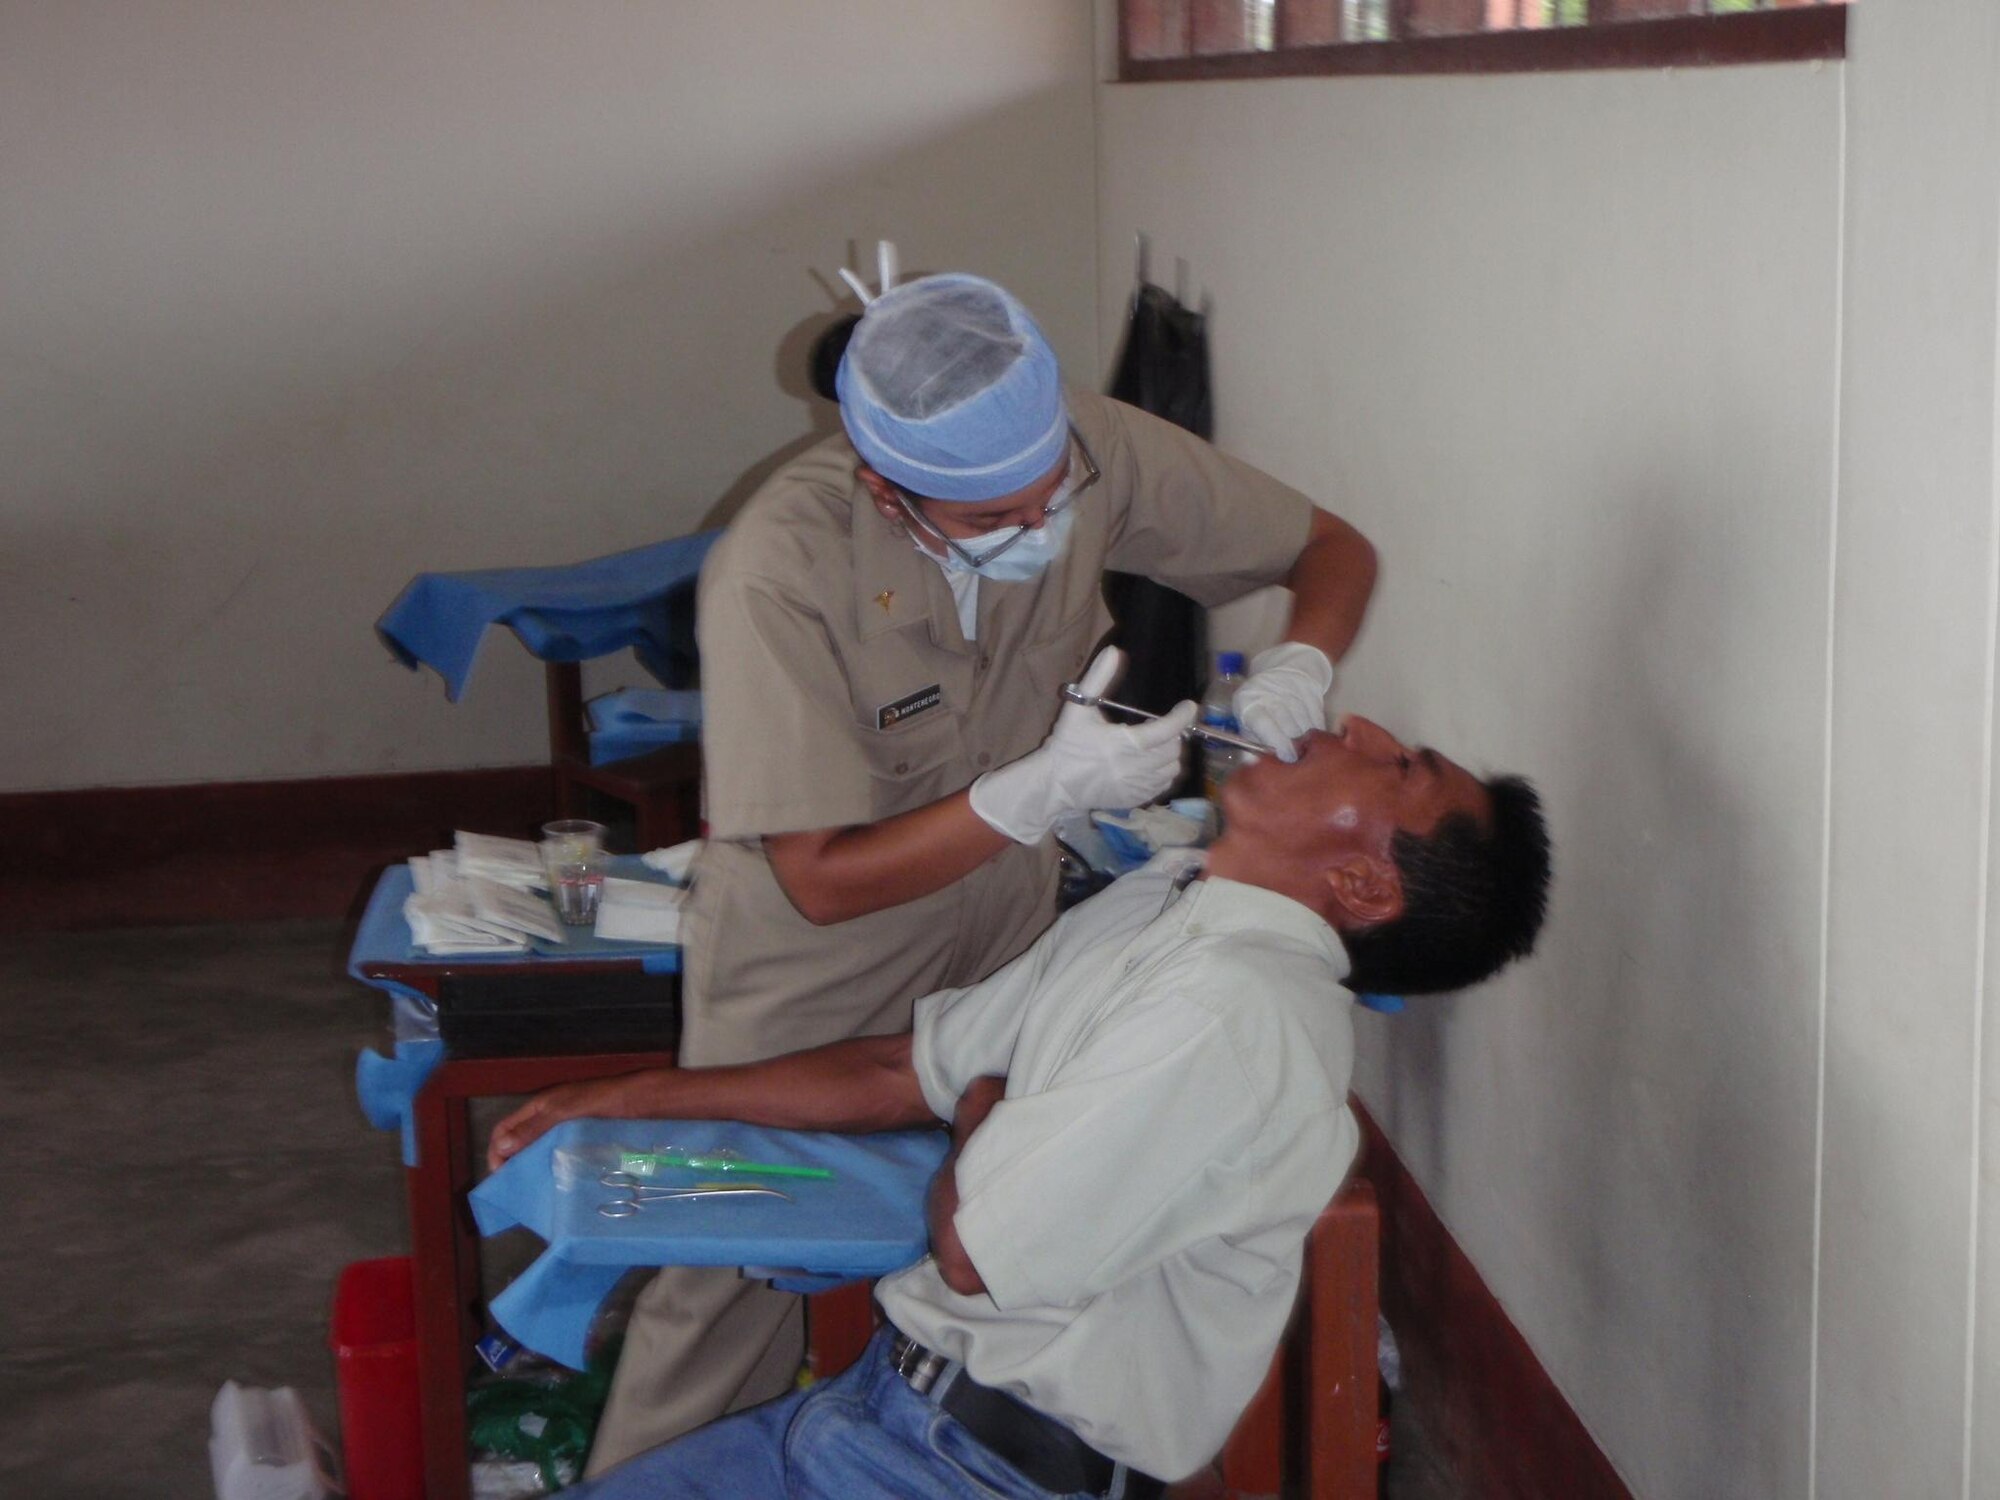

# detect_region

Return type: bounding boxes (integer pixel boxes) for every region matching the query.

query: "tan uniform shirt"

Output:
[679,390,1316,1067]
[879,855,1360,1480]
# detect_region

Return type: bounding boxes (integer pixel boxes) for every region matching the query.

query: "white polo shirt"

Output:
[874,854,1360,1481]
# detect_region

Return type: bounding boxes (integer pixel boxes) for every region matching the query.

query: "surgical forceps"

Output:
[1059,683,1275,757]
[597,1170,792,1219]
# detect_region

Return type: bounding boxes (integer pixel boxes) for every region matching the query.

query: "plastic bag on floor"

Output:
[210,1381,339,1500]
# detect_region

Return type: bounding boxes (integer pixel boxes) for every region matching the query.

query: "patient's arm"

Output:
[485,1033,934,1171]
[928,1074,1006,1296]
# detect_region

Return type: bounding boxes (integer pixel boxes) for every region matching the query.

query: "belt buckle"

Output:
[893,1335,948,1395]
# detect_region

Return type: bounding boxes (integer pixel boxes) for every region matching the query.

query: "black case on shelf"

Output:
[434,971,681,1058]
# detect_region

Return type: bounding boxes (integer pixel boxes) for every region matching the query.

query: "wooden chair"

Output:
[1222,1178,1382,1499]
[802,1177,1381,1499]
[804,1279,880,1382]
[545,661,702,850]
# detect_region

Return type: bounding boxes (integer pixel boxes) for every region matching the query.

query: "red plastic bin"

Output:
[330,1256,425,1500]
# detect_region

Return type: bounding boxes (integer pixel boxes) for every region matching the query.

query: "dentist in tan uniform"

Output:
[573,270,1379,1473]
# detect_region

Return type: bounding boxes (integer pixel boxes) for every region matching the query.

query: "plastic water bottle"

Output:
[1200,652,1247,801]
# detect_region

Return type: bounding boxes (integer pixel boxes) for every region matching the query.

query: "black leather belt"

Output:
[888,1331,1164,1500]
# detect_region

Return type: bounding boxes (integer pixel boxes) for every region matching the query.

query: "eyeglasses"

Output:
[893,427,1102,571]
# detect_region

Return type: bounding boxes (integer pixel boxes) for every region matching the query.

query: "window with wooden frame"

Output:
[1120,0,1846,78]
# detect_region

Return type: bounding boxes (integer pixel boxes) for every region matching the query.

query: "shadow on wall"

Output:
[1554,498,1806,1496]
[1367,476,1816,1496]
[698,300,849,533]
[698,251,953,535]
[2,86,1094,788]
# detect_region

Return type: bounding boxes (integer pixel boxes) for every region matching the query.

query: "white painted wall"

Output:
[1824,4,2000,1500]
[0,1,1098,790]
[1096,3,2000,1497]
[1096,5,2000,1496]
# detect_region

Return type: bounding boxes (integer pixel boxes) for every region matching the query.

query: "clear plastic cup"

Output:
[540,820,607,926]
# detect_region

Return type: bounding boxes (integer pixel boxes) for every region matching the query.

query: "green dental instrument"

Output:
[619,1148,835,1182]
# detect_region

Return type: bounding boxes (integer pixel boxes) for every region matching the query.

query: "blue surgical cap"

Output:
[837,273,1069,502]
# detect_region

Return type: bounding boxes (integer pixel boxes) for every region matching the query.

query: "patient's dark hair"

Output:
[1342,776,1551,997]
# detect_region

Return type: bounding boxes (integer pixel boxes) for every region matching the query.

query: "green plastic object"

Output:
[466,1354,615,1493]
[618,1148,834,1182]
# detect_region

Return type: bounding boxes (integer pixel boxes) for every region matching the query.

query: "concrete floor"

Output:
[0,919,1462,1499]
[0,921,406,1498]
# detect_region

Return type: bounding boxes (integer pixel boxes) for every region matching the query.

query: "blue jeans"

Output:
[566,1328,1098,1500]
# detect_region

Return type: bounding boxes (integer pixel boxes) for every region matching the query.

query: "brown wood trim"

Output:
[0,765,557,930]
[1352,1100,1633,1500]
[546,660,588,764]
[1120,5,1844,79]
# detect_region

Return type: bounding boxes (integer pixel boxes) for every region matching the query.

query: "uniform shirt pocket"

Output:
[859,707,966,816]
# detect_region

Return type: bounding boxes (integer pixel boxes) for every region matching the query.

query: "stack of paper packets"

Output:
[402,834,561,954]
[593,877,684,944]
[452,832,545,890]
[400,833,690,953]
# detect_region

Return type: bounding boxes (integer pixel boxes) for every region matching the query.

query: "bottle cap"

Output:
[1218,651,1246,677]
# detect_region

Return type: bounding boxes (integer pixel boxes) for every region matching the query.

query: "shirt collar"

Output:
[849,472,974,651]
[1168,861,1352,986]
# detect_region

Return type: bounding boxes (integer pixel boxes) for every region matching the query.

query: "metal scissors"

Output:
[597,1170,792,1219]
[1059,682,1274,757]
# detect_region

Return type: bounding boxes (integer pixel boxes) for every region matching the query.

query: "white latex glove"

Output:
[970,647,1197,845]
[1233,642,1335,763]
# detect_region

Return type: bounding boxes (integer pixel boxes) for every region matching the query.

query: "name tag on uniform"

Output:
[877,684,942,729]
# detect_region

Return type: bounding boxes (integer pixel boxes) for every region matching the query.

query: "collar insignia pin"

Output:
[874,590,894,614]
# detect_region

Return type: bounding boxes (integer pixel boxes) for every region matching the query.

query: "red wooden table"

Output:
[354,920,678,1500]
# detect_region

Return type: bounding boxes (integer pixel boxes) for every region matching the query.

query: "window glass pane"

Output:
[1128,0,1847,68]
[1192,0,1251,53]
[1473,0,1593,28]
[1341,0,1393,42]
[1125,0,1192,59]
[1247,0,1278,48]
[1407,0,1490,38]
[1280,0,1343,44]
[1600,0,1703,17]
[1603,0,1841,15]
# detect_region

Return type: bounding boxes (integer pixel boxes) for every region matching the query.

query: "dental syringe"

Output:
[1059,683,1274,757]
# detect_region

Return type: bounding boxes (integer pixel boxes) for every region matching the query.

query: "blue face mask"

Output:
[920,502,1075,582]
